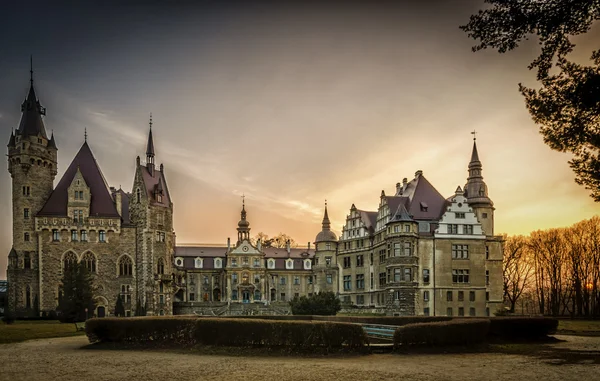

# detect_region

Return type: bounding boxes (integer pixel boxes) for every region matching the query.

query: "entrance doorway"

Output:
[270,288,276,301]
[242,290,250,303]
[97,306,106,318]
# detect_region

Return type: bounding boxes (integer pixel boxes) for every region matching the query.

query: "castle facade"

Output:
[6,72,503,317]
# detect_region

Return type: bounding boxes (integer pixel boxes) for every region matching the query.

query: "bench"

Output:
[75,322,86,332]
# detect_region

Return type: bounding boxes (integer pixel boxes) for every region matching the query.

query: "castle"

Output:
[6,71,503,317]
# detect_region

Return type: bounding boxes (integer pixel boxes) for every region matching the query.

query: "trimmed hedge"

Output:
[394,319,490,347]
[313,315,452,326]
[86,317,368,352]
[488,317,558,340]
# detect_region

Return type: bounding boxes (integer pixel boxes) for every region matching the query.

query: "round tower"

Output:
[464,135,494,236]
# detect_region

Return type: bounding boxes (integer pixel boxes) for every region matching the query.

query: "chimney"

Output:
[403,178,408,186]
[160,163,164,173]
[257,239,262,251]
[415,170,423,178]
[307,242,311,251]
[115,191,122,217]
[227,237,231,251]
[136,156,140,166]
[395,183,401,194]
[286,240,291,256]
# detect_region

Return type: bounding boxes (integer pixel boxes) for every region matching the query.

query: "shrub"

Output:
[314,315,452,326]
[488,317,558,340]
[394,319,490,348]
[289,292,341,315]
[86,316,369,352]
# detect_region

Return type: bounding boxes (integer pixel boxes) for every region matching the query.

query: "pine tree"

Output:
[57,262,96,322]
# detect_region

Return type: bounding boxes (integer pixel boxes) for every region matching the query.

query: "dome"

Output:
[315,230,337,243]
[238,219,250,227]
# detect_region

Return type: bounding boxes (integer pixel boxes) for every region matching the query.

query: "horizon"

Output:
[2,1,600,278]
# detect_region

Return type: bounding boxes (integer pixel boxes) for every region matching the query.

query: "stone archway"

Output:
[94,296,108,318]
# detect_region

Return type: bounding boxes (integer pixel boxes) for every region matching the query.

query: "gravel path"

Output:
[1,335,599,381]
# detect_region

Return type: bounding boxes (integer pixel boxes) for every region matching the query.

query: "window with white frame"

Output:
[214,258,222,268]
[286,259,293,269]
[267,259,275,269]
[194,257,203,268]
[304,259,311,270]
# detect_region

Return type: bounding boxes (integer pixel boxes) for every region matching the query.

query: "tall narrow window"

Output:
[157,258,165,274]
[118,256,133,276]
[136,188,141,203]
[80,230,88,242]
[71,230,78,242]
[52,229,60,242]
[99,230,106,243]
[26,286,31,309]
[403,242,412,256]
[24,253,31,269]
[24,232,30,242]
[423,269,430,283]
[63,252,78,270]
[82,252,96,273]
[24,208,30,219]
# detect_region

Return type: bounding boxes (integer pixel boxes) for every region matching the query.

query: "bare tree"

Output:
[503,235,534,313]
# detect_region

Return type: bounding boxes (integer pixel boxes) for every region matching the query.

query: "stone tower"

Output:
[6,65,58,315]
[130,119,175,316]
[464,137,494,236]
[313,202,339,294]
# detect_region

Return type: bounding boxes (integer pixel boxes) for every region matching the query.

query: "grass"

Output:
[0,320,85,344]
[557,319,600,336]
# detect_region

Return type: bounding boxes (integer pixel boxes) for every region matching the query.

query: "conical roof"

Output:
[38,142,120,217]
[315,204,337,242]
[7,130,15,147]
[390,203,414,222]
[17,84,48,139]
[48,132,57,150]
[146,127,155,156]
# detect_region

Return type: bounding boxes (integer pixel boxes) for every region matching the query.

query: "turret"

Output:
[236,196,251,243]
[146,114,155,176]
[464,133,494,235]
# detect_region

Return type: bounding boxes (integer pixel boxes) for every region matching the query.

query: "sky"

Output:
[1,1,599,279]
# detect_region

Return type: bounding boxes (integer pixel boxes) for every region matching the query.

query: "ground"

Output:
[0,320,84,344]
[0,335,598,381]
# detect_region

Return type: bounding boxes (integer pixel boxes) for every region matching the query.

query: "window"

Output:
[394,268,401,282]
[486,246,490,259]
[394,225,400,233]
[118,256,133,276]
[343,275,352,291]
[451,244,469,259]
[99,230,106,243]
[243,257,249,265]
[71,230,78,242]
[74,190,79,200]
[24,232,30,242]
[326,274,333,284]
[455,212,465,219]
[308,276,313,285]
[447,291,453,301]
[267,259,275,269]
[458,307,464,316]
[204,276,209,285]
[194,258,203,268]
[447,307,453,317]
[280,293,286,302]
[24,253,31,269]
[470,307,476,317]
[379,249,386,263]
[232,274,238,284]
[157,193,162,203]
[231,258,237,267]
[404,268,412,282]
[136,188,141,203]
[232,290,238,300]
[280,276,286,285]
[458,291,464,301]
[423,269,430,283]
[452,269,470,283]
[253,258,260,267]
[26,286,31,309]
[80,230,88,242]
[294,276,300,285]
[356,255,364,267]
[482,213,488,218]
[24,208,30,219]
[156,231,165,242]
[423,291,429,302]
[157,258,165,274]
[404,224,411,232]
[370,272,374,288]
[404,242,412,256]
[470,291,476,302]
[286,259,293,269]
[79,191,84,199]
[486,292,489,301]
[379,272,386,286]
[82,252,96,273]
[356,274,365,289]
[23,186,30,196]
[189,293,195,301]
[356,295,364,305]
[486,270,490,285]
[463,225,473,235]
[326,242,331,250]
[52,229,60,242]
[424,307,430,316]
[393,243,401,256]
[448,224,458,234]
[63,252,78,270]
[343,257,351,268]
[325,256,332,266]
[157,213,163,225]
[215,258,222,268]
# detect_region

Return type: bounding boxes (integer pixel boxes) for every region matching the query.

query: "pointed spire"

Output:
[17,58,48,139]
[465,132,492,205]
[84,127,87,143]
[7,129,16,148]
[146,114,155,175]
[48,131,57,150]
[322,200,331,230]
[237,195,250,243]
[30,55,33,87]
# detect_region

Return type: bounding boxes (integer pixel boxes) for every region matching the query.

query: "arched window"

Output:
[268,259,275,269]
[136,188,141,203]
[82,252,96,273]
[63,251,78,270]
[157,258,165,275]
[24,252,31,269]
[119,256,133,277]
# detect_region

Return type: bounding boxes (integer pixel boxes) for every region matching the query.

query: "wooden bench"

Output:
[75,322,86,332]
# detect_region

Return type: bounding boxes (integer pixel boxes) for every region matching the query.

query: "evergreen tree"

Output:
[289,291,341,315]
[57,262,96,322]
[135,298,147,316]
[115,295,125,317]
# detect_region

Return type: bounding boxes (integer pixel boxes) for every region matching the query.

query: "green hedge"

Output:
[488,317,558,340]
[394,319,490,347]
[86,317,368,352]
[313,315,452,326]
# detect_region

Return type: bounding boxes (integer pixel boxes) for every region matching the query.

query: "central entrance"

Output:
[242,290,251,303]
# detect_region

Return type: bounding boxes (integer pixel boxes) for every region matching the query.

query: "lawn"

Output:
[557,319,600,336]
[0,320,85,344]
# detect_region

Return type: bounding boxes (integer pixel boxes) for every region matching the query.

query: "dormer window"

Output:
[267,259,275,269]
[157,193,162,203]
[420,202,428,212]
[214,258,222,268]
[286,259,293,269]
[194,258,203,268]
[136,188,141,203]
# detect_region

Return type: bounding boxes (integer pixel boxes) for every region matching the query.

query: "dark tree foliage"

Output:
[57,262,96,322]
[289,292,341,316]
[135,298,146,316]
[461,1,600,200]
[115,295,125,317]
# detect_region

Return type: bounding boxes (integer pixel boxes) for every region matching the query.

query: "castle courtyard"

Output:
[0,335,598,381]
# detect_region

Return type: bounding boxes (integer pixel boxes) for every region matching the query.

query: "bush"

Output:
[289,292,341,315]
[314,315,452,326]
[394,319,490,348]
[2,311,15,324]
[86,316,369,352]
[488,317,558,340]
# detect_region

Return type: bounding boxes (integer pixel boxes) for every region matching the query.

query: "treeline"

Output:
[504,217,600,317]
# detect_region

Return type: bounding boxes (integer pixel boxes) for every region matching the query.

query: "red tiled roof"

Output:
[38,142,120,217]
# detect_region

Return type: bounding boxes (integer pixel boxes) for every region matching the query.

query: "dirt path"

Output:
[1,335,599,381]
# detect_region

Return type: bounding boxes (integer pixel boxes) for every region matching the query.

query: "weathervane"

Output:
[149,113,153,130]
[84,128,87,142]
[471,129,477,141]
